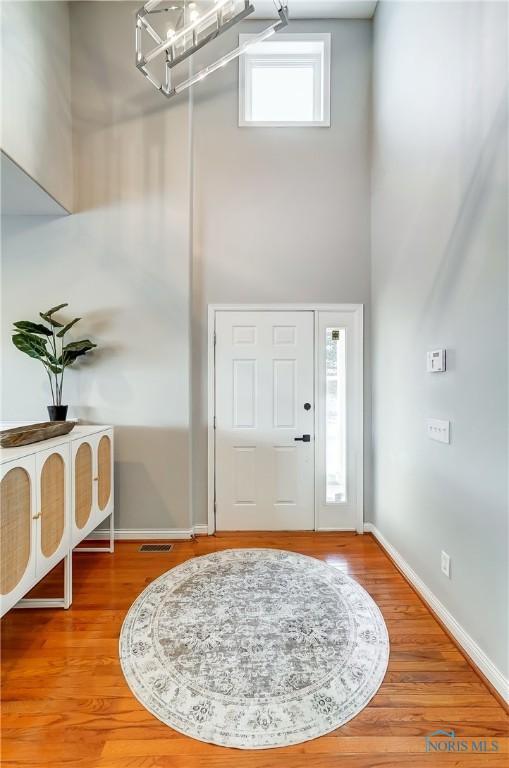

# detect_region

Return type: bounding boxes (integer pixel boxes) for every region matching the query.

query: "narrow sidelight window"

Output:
[325,327,346,503]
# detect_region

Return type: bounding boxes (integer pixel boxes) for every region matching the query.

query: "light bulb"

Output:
[166,27,175,38]
[190,10,199,21]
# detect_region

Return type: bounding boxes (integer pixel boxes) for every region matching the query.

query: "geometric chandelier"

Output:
[136,0,289,98]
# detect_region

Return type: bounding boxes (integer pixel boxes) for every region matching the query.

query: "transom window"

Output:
[239,33,331,127]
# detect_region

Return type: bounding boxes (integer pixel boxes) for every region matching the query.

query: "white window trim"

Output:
[315,310,363,532]
[207,304,363,535]
[238,33,331,128]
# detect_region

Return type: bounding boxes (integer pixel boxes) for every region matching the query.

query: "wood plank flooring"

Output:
[1,532,507,767]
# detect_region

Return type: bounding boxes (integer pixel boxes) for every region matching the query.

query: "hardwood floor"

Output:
[1,532,507,767]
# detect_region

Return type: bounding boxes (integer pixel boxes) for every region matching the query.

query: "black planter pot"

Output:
[47,405,68,422]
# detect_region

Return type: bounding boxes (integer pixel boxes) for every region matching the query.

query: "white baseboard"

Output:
[364,523,509,704]
[192,524,209,536]
[86,525,209,541]
[316,527,356,532]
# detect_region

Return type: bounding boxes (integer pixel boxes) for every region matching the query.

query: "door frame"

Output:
[207,303,364,535]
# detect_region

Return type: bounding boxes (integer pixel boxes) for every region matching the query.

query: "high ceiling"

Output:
[131,2,378,20]
[250,1,378,18]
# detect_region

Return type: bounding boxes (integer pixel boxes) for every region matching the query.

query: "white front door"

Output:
[215,311,314,530]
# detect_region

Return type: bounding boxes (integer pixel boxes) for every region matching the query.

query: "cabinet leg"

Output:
[109,510,115,554]
[74,512,115,554]
[63,553,72,609]
[17,552,73,611]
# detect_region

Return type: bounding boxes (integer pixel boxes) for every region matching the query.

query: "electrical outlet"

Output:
[441,550,451,578]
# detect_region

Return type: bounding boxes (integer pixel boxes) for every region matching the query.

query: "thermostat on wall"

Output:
[427,349,446,372]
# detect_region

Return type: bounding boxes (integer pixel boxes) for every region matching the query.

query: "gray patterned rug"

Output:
[119,548,389,749]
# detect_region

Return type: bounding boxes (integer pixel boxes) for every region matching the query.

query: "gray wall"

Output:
[371,1,508,678]
[191,19,373,524]
[1,2,193,531]
[1,6,372,531]
[0,1,73,211]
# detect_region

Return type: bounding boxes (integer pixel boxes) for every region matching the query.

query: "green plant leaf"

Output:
[60,350,88,366]
[59,339,96,367]
[56,317,81,337]
[47,364,63,374]
[64,339,97,352]
[14,330,48,350]
[12,332,48,360]
[44,303,68,317]
[13,321,52,336]
[40,312,64,328]
[60,351,81,366]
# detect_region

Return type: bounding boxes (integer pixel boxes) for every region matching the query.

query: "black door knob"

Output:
[304,402,311,411]
[294,434,311,442]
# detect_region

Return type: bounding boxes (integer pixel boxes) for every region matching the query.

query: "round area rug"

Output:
[119,548,389,749]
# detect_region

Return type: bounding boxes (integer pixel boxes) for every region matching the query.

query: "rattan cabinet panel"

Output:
[1,426,113,616]
[35,444,70,579]
[98,435,112,511]
[75,442,93,530]
[40,453,65,557]
[0,456,37,616]
[1,467,32,594]
[70,428,114,547]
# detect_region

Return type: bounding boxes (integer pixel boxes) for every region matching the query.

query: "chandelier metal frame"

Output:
[136,1,289,98]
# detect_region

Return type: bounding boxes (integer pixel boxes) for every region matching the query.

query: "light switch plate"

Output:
[441,550,451,578]
[427,349,446,372]
[427,418,450,443]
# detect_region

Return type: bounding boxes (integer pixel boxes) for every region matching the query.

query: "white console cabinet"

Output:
[0,426,113,617]
[71,431,113,547]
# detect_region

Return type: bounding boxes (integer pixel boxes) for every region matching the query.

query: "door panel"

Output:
[274,446,298,503]
[215,311,314,531]
[234,447,256,503]
[233,360,256,427]
[273,359,296,427]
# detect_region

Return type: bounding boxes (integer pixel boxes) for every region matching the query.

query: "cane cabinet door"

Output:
[0,456,37,617]
[71,430,113,546]
[96,431,113,525]
[72,435,95,546]
[35,444,70,579]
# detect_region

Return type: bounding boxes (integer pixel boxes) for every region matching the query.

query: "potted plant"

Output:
[11,303,97,421]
